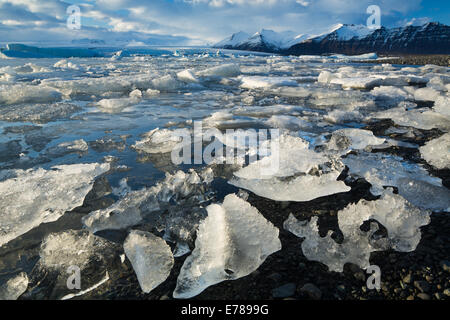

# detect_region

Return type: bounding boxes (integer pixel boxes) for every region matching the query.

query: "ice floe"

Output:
[325,128,386,153]
[230,134,350,201]
[82,168,214,235]
[173,194,281,299]
[123,230,174,293]
[132,128,185,154]
[0,272,28,300]
[343,152,449,211]
[0,163,109,247]
[420,133,450,169]
[240,76,298,89]
[284,190,431,272]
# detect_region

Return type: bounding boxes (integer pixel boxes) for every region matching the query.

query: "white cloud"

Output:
[0,0,429,44]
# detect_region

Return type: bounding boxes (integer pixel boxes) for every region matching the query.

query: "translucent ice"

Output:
[196,64,240,78]
[420,133,450,169]
[173,194,281,299]
[0,84,61,105]
[0,163,110,247]
[0,102,81,124]
[230,134,350,201]
[132,128,185,154]
[45,139,89,158]
[0,272,28,300]
[40,230,117,270]
[343,152,448,210]
[123,230,174,293]
[284,190,430,272]
[83,168,214,234]
[326,128,386,153]
[240,76,298,89]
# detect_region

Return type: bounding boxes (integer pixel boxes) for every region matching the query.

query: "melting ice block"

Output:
[132,127,185,154]
[40,230,117,270]
[0,163,109,247]
[370,105,450,131]
[83,168,214,237]
[173,194,281,299]
[0,272,28,300]
[284,190,431,272]
[343,152,449,211]
[326,128,385,153]
[230,134,350,201]
[196,64,240,78]
[240,76,298,89]
[420,133,450,170]
[45,139,88,158]
[124,230,174,293]
[36,230,119,299]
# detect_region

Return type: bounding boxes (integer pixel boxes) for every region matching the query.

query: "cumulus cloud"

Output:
[0,0,435,44]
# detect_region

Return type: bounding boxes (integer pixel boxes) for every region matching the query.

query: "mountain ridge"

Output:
[214,22,450,55]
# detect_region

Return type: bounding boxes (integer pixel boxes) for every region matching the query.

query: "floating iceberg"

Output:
[173,194,281,299]
[284,190,430,272]
[0,84,61,105]
[240,76,298,89]
[45,139,89,158]
[123,230,174,293]
[0,102,81,124]
[196,64,240,78]
[0,43,103,58]
[132,128,185,154]
[0,163,109,247]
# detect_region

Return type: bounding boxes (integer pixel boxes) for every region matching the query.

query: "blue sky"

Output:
[0,0,448,44]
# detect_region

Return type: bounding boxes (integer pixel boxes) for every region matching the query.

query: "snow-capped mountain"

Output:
[215,22,450,55]
[213,29,314,52]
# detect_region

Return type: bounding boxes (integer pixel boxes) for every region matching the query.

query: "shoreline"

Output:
[355,55,450,67]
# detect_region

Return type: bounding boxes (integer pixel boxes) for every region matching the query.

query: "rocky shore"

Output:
[357,55,450,67]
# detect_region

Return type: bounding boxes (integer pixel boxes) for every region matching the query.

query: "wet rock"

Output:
[414,280,430,293]
[272,283,296,298]
[440,260,450,272]
[267,273,282,282]
[300,283,322,300]
[402,273,412,284]
[417,293,431,300]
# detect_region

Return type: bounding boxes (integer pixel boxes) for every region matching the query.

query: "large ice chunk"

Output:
[230,134,350,201]
[284,190,430,272]
[0,102,81,124]
[0,163,110,247]
[173,194,281,299]
[343,152,449,211]
[132,127,185,154]
[35,230,119,299]
[420,133,450,169]
[326,128,386,153]
[240,76,298,89]
[82,168,214,235]
[0,84,61,105]
[123,230,174,293]
[40,230,116,270]
[196,64,240,78]
[370,105,450,131]
[0,273,28,300]
[45,139,88,158]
